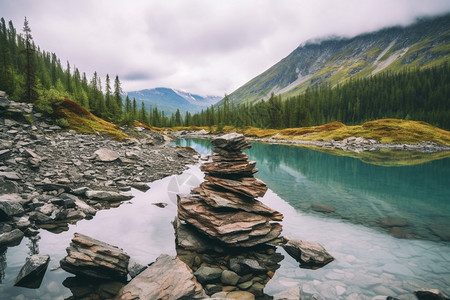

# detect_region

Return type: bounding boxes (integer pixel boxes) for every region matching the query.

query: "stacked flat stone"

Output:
[177,133,283,248]
[60,233,130,281]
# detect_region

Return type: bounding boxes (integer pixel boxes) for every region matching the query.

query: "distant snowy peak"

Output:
[173,89,221,106]
[125,87,221,115]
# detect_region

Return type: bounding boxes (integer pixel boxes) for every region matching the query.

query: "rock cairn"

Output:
[177,133,283,248]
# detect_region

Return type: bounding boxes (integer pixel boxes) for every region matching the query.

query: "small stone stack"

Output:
[177,133,283,248]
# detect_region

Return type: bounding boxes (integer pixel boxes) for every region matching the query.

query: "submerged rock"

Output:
[429,223,450,241]
[60,233,130,281]
[311,203,335,214]
[415,289,450,300]
[14,254,50,288]
[379,216,408,228]
[115,254,206,299]
[282,238,334,268]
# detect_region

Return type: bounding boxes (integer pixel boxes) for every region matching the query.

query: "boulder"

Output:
[0,228,24,247]
[194,266,223,284]
[85,190,133,202]
[94,148,120,162]
[0,193,25,220]
[0,177,18,194]
[282,239,334,268]
[115,254,207,299]
[60,233,130,281]
[221,270,240,286]
[130,182,150,192]
[14,254,50,288]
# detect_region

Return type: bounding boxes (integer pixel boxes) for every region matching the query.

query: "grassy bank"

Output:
[171,119,450,146]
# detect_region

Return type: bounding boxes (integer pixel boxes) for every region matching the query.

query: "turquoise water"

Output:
[176,138,450,298]
[178,138,450,242]
[1,139,449,299]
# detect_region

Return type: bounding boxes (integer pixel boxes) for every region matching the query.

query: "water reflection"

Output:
[176,138,450,242]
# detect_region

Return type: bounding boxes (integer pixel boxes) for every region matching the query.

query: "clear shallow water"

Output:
[1,139,449,299]
[176,138,450,298]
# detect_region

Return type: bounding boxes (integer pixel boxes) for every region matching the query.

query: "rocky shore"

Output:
[174,130,450,154]
[0,97,198,246]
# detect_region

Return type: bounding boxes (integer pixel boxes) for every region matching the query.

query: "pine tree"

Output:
[22,17,38,102]
[104,74,113,118]
[125,95,131,113]
[113,75,123,120]
[132,97,137,119]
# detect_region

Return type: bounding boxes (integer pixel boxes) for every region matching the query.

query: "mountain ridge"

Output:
[223,13,450,105]
[125,87,221,115]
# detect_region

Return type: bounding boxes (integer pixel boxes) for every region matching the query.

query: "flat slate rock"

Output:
[204,175,267,199]
[94,148,120,162]
[85,190,133,202]
[282,238,334,268]
[178,195,282,247]
[211,133,251,152]
[192,185,283,221]
[0,193,25,220]
[115,254,206,300]
[60,232,130,281]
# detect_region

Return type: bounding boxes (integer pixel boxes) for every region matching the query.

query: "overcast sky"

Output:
[1,0,449,96]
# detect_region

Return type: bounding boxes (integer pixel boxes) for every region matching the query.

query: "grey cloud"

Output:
[123,72,154,81]
[1,0,449,96]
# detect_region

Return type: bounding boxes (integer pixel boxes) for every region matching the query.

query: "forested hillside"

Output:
[223,14,450,105]
[187,63,450,129]
[0,17,126,122]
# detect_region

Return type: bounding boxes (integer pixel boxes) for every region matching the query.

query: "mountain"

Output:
[125,88,221,114]
[224,13,450,105]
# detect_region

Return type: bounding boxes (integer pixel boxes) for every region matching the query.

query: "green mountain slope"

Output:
[225,13,450,105]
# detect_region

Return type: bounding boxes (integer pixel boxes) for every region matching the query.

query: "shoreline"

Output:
[1,100,200,242]
[172,130,450,154]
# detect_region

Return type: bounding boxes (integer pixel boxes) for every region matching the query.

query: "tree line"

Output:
[0,17,129,123]
[1,17,449,130]
[185,63,450,130]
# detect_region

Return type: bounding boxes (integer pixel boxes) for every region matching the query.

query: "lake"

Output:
[1,138,449,299]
